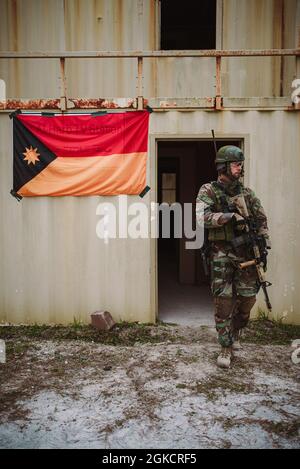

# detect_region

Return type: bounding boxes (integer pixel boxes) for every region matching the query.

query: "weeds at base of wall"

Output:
[0,316,300,346]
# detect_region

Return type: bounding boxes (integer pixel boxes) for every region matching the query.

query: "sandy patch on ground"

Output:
[0,325,299,449]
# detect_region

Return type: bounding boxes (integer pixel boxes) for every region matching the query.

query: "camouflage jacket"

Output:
[196,179,270,243]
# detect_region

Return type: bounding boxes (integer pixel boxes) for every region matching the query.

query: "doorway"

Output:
[157,139,242,325]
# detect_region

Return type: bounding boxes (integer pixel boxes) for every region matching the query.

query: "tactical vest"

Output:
[208,181,236,242]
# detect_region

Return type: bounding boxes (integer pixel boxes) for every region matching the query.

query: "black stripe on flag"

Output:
[13,117,57,192]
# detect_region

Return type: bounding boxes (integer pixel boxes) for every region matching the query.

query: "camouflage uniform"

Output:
[196,179,269,348]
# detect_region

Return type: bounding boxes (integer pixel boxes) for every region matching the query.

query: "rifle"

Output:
[210,129,272,311]
[230,194,272,312]
[200,227,210,277]
[198,131,218,277]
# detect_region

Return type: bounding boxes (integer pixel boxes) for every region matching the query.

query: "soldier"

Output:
[196,145,270,368]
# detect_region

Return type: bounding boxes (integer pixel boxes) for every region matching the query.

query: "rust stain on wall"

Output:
[0,99,60,110]
[68,98,136,108]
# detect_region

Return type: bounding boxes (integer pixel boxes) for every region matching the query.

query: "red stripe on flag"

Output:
[17,111,149,157]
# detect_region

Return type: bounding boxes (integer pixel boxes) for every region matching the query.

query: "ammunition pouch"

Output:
[231,233,251,249]
[208,223,235,242]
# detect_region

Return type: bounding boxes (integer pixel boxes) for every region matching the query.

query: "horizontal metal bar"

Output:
[0,49,299,59]
[222,97,292,107]
[0,99,60,110]
[1,97,298,111]
[147,97,215,109]
[69,98,137,109]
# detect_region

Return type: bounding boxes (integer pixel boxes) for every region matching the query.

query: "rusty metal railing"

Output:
[0,49,299,111]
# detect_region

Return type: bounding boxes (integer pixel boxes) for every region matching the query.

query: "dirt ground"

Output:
[0,321,299,449]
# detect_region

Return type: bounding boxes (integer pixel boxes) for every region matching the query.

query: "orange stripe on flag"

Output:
[18,152,147,196]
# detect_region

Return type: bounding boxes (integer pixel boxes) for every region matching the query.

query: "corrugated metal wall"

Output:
[0,0,299,324]
[0,0,298,99]
[149,111,300,325]
[0,113,152,323]
[222,0,298,96]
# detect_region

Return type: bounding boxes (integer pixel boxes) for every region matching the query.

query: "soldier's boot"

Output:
[232,329,242,351]
[214,296,235,368]
[217,347,233,369]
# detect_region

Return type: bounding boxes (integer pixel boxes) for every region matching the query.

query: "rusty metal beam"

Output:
[0,99,60,110]
[222,97,293,109]
[0,49,299,59]
[146,97,214,109]
[1,97,298,112]
[68,98,136,109]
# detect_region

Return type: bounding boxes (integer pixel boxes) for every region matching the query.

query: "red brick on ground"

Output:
[91,311,116,331]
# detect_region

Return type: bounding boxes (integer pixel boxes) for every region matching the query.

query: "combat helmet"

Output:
[215,145,244,164]
[215,145,244,179]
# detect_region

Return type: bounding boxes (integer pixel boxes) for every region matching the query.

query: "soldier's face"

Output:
[230,162,243,179]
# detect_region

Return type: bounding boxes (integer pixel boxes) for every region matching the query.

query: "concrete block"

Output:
[91,311,115,331]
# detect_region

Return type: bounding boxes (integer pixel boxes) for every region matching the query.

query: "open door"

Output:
[157,139,242,325]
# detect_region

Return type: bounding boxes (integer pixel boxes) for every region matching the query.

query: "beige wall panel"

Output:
[0,114,152,325]
[282,0,298,96]
[0,0,298,99]
[64,0,138,97]
[223,0,275,96]
[0,0,65,98]
[152,58,215,98]
[150,110,300,324]
[1,110,300,324]
[222,0,298,97]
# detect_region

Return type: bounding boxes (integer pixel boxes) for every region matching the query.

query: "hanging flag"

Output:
[11,111,149,197]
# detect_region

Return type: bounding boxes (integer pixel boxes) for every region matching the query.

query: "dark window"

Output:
[160,0,216,50]
[162,173,176,204]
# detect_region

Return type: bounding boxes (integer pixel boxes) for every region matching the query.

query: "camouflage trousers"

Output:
[210,242,258,347]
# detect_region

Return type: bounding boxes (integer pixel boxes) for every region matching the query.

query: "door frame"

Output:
[149,133,250,322]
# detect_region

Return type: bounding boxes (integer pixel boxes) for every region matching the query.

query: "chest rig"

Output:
[208,181,250,242]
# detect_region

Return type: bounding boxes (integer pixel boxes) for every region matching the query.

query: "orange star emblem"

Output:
[22,146,40,165]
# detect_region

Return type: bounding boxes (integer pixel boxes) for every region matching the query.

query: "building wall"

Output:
[0,0,299,324]
[149,110,300,324]
[1,109,300,324]
[222,0,298,97]
[0,0,298,99]
[0,113,152,324]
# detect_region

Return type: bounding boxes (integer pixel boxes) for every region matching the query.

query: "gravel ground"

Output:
[0,324,299,449]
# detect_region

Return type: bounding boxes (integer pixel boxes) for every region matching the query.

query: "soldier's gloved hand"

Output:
[232,213,246,231]
[218,213,234,225]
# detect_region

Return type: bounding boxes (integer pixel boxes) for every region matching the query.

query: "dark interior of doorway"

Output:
[157,139,242,326]
[160,0,216,50]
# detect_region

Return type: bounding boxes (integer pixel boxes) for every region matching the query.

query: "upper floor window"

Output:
[160,0,216,50]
